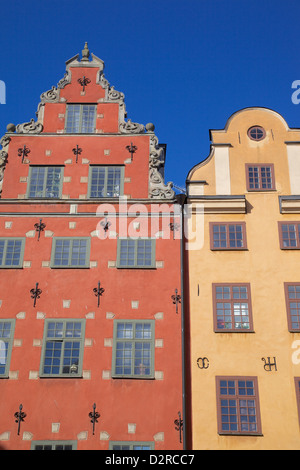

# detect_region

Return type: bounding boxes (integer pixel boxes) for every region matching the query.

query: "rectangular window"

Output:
[284,283,300,331]
[0,320,15,377]
[117,238,156,268]
[40,319,85,377]
[31,440,77,450]
[27,166,63,198]
[294,378,300,426]
[216,376,262,435]
[51,238,90,268]
[278,222,300,249]
[213,283,253,332]
[65,104,96,133]
[88,166,124,198]
[112,320,155,378]
[109,441,154,450]
[0,238,25,268]
[246,164,275,191]
[210,223,247,250]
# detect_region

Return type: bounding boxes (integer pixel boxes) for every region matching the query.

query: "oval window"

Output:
[247,126,266,141]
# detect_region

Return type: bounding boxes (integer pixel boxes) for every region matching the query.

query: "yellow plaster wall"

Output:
[187,108,300,449]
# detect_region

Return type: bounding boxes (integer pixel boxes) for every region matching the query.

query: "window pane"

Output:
[81,105,96,133]
[247,164,273,190]
[70,239,87,266]
[215,285,251,331]
[42,320,84,376]
[43,341,62,375]
[106,167,121,197]
[28,167,45,197]
[62,341,80,374]
[45,167,62,198]
[115,342,132,375]
[282,224,297,248]
[4,240,22,266]
[287,285,300,329]
[28,167,62,198]
[218,378,259,434]
[90,167,106,197]
[65,105,81,133]
[54,239,70,266]
[114,322,153,377]
[90,166,122,197]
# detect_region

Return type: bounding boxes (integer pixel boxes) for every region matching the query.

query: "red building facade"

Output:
[0,44,183,450]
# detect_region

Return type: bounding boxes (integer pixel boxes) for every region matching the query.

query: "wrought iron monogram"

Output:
[171,288,181,314]
[72,145,82,163]
[34,219,46,241]
[89,403,100,435]
[125,142,138,161]
[262,356,277,371]
[14,404,26,435]
[30,282,42,307]
[197,357,210,369]
[174,411,183,443]
[93,281,105,308]
[169,221,180,239]
[18,145,30,163]
[100,217,111,232]
[78,76,91,92]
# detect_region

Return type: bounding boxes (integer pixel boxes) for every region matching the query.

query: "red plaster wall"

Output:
[0,57,182,450]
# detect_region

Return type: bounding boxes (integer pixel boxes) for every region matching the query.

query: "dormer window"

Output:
[65,104,96,133]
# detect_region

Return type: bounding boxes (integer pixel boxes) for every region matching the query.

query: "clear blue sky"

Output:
[1,0,300,189]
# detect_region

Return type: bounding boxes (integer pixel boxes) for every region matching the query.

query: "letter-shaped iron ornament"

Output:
[77,76,91,92]
[174,411,183,443]
[89,403,100,435]
[18,145,30,163]
[14,404,26,436]
[34,219,46,241]
[93,281,105,308]
[125,142,138,161]
[171,288,181,314]
[30,282,42,307]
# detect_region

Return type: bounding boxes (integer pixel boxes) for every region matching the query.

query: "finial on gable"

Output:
[81,42,90,62]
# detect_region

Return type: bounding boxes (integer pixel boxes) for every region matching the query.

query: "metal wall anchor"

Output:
[100,217,111,232]
[34,219,46,240]
[171,288,181,314]
[174,411,183,443]
[18,145,30,163]
[169,221,180,239]
[125,142,138,161]
[262,356,277,371]
[93,281,105,307]
[30,282,42,307]
[14,404,26,436]
[72,144,82,163]
[77,76,91,92]
[89,403,100,435]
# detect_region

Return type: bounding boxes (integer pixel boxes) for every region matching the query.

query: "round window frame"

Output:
[247,126,266,141]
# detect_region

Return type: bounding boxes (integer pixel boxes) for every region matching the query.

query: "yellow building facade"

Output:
[186,107,300,450]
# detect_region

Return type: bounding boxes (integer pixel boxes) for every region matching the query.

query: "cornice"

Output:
[187,195,246,214]
[279,195,300,213]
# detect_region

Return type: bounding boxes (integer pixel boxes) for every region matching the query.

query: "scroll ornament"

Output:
[149,134,175,199]
[119,119,145,134]
[16,119,43,134]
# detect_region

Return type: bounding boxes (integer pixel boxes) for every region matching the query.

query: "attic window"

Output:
[247,126,265,141]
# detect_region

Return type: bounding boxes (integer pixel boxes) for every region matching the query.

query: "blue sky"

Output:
[1,0,300,189]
